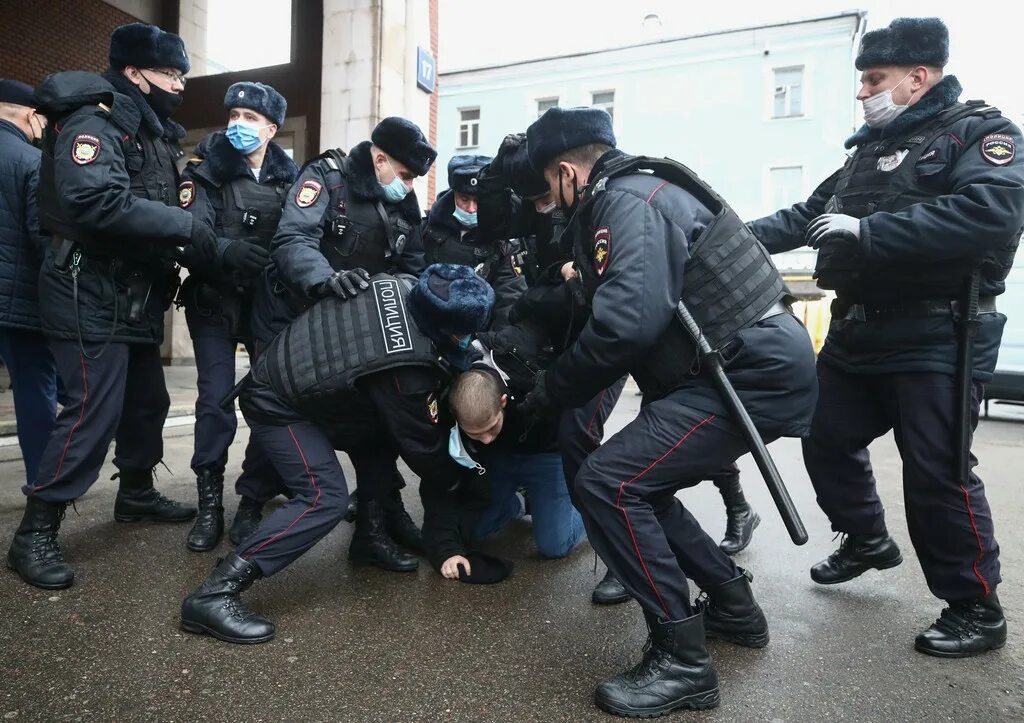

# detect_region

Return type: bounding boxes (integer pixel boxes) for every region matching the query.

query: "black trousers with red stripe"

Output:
[572,389,746,622]
[802,362,1000,601]
[26,339,169,502]
[558,376,627,485]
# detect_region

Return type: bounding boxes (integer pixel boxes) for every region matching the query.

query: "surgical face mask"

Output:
[378,157,411,202]
[449,424,485,474]
[862,71,915,129]
[452,206,478,228]
[456,334,473,350]
[225,120,267,154]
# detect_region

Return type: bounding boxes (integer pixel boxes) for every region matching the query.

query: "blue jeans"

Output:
[474,450,586,558]
[0,328,58,485]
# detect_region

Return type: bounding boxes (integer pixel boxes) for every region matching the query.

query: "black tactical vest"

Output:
[423,223,500,278]
[38,105,181,263]
[263,274,442,406]
[317,151,414,275]
[574,155,787,399]
[816,101,1018,300]
[215,175,287,251]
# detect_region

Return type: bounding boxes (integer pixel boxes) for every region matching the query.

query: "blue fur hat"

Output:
[856,17,949,70]
[371,116,437,176]
[527,106,616,173]
[407,264,495,339]
[109,23,190,74]
[224,81,287,126]
[447,154,491,194]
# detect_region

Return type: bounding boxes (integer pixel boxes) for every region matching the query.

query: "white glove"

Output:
[805,213,861,249]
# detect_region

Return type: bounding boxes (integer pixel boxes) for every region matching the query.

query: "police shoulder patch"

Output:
[981,134,1016,166]
[593,226,611,276]
[295,179,323,207]
[178,180,195,208]
[71,134,101,165]
[426,392,439,424]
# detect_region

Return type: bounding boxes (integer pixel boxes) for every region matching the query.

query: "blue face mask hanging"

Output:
[379,157,411,202]
[449,424,485,474]
[453,207,478,228]
[225,120,266,154]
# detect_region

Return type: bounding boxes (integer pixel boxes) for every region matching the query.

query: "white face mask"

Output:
[862,70,915,129]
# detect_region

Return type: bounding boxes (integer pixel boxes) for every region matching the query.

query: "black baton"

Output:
[676,302,808,545]
[220,371,251,412]
[955,270,982,486]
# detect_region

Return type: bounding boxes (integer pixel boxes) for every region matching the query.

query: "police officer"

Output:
[521,107,818,716]
[422,154,527,328]
[176,81,297,552]
[250,116,436,571]
[750,17,1022,658]
[180,264,496,643]
[6,23,212,589]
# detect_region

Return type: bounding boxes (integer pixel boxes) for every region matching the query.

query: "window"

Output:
[458,108,480,149]
[772,67,804,118]
[769,166,803,210]
[592,90,615,122]
[537,97,559,118]
[195,0,293,77]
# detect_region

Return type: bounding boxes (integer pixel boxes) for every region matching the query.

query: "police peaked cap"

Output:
[527,106,616,173]
[0,80,35,107]
[109,22,190,74]
[407,263,495,339]
[224,82,287,126]
[856,17,949,70]
[447,154,491,194]
[371,116,437,176]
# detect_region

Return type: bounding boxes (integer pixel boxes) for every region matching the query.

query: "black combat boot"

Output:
[810,532,903,585]
[186,469,224,552]
[592,568,631,605]
[717,477,760,556]
[594,610,720,716]
[343,488,359,523]
[180,553,275,644]
[6,497,75,589]
[696,570,769,648]
[915,593,1007,658]
[229,496,264,545]
[382,488,424,553]
[348,499,418,572]
[113,468,196,523]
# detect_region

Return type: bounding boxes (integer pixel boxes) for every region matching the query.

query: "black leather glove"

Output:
[188,220,219,267]
[519,369,553,427]
[805,213,861,250]
[222,241,270,275]
[316,267,371,300]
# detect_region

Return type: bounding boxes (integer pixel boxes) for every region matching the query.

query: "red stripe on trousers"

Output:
[50,352,89,482]
[959,483,992,596]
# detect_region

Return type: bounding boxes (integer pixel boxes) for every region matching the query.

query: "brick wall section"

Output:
[0,0,140,85]
[427,0,439,205]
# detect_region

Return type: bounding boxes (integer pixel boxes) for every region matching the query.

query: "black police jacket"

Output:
[251,140,427,345]
[177,131,297,335]
[547,150,817,439]
[421,188,526,329]
[33,70,193,345]
[750,76,1024,380]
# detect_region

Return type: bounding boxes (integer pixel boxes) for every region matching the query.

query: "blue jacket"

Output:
[0,119,47,330]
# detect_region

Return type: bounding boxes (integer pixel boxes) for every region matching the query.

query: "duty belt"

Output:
[837,297,997,322]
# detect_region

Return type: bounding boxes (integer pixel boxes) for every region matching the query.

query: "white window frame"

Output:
[770,65,806,120]
[457,107,480,150]
[591,89,615,123]
[536,96,559,118]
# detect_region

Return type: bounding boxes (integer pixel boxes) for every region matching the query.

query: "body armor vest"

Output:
[215,175,286,250]
[263,274,441,407]
[817,101,1018,301]
[423,224,499,279]
[317,151,413,275]
[575,155,787,399]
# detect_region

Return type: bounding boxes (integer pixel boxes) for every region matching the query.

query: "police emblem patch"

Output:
[295,180,322,207]
[876,149,908,172]
[71,134,101,165]
[981,134,1015,166]
[593,226,611,276]
[178,180,195,208]
[427,393,439,424]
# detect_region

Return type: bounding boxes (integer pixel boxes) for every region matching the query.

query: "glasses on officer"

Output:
[145,68,187,88]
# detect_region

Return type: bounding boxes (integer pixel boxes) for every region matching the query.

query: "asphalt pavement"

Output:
[1,382,1022,722]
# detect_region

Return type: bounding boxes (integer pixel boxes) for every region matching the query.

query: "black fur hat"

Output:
[371,116,437,176]
[527,106,615,173]
[407,263,495,339]
[508,143,549,198]
[0,79,35,107]
[447,154,491,194]
[856,17,949,70]
[109,23,190,74]
[224,82,287,126]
